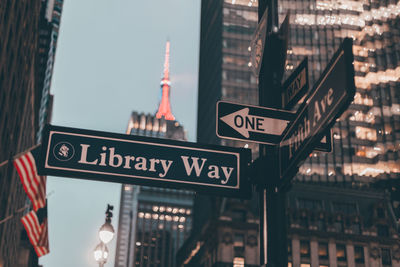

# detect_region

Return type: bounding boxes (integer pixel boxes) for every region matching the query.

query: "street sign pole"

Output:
[258,1,288,266]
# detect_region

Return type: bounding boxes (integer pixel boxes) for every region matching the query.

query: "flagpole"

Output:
[0,160,9,168]
[0,204,30,225]
[12,143,41,160]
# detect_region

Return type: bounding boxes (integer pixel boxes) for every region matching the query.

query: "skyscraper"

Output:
[178,0,400,266]
[114,41,194,267]
[0,0,64,266]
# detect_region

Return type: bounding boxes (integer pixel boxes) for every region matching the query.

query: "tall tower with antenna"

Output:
[156,41,175,121]
[114,41,193,267]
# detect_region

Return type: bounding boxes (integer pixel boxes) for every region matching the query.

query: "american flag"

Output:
[21,206,49,257]
[13,145,46,211]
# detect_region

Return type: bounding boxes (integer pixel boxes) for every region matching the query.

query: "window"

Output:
[355,126,377,141]
[318,243,329,260]
[354,246,364,263]
[298,198,323,210]
[377,208,385,218]
[300,241,310,258]
[231,210,246,222]
[377,225,389,237]
[233,234,244,247]
[234,234,245,257]
[332,202,357,214]
[233,257,245,267]
[381,248,392,265]
[336,244,346,262]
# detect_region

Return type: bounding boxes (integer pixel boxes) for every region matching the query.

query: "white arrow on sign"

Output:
[220,108,290,138]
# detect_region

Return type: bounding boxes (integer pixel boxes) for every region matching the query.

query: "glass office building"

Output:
[178,0,400,266]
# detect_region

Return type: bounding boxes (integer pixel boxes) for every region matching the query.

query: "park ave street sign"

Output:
[217,101,295,145]
[38,125,252,198]
[281,57,308,110]
[281,57,332,153]
[279,38,355,185]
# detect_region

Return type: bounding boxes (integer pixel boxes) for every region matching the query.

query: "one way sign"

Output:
[217,101,295,145]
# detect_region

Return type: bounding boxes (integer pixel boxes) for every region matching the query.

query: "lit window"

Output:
[336,244,346,261]
[300,241,310,258]
[355,126,377,141]
[318,243,328,260]
[233,257,244,267]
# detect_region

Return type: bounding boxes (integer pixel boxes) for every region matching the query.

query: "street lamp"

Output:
[94,242,108,267]
[94,204,114,267]
[99,204,115,244]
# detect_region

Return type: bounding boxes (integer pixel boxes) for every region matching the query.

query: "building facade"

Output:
[0,0,63,266]
[178,0,400,266]
[114,42,194,267]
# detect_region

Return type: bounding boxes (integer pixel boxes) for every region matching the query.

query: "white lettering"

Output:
[159,160,173,178]
[134,157,147,171]
[108,147,123,167]
[207,165,220,179]
[123,156,135,169]
[149,158,160,172]
[181,156,207,177]
[221,167,234,184]
[78,144,98,165]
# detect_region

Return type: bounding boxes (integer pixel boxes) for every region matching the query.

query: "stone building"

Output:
[114,42,194,267]
[0,0,64,266]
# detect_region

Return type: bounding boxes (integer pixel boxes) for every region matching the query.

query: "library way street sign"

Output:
[279,38,355,186]
[217,101,295,145]
[38,125,252,198]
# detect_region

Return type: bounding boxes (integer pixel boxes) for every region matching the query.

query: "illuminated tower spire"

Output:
[156,41,175,121]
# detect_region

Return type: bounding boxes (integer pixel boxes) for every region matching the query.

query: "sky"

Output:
[39,1,200,266]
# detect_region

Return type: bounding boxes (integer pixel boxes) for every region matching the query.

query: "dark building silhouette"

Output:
[114,41,194,267]
[0,0,64,266]
[178,0,400,266]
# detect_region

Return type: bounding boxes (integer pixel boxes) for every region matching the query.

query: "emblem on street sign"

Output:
[279,38,355,185]
[217,101,295,145]
[38,125,252,198]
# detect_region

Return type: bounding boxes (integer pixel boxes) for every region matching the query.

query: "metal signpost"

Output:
[252,1,354,266]
[38,125,252,199]
[217,101,295,144]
